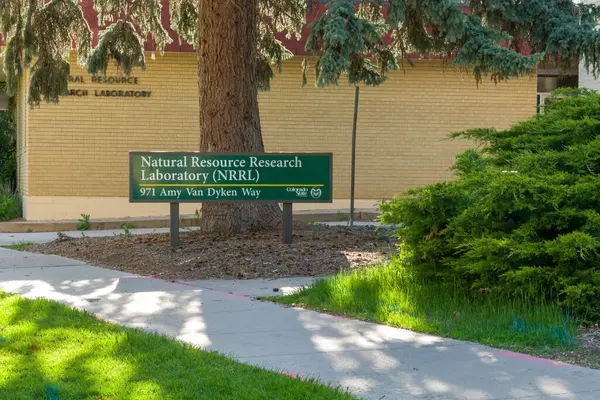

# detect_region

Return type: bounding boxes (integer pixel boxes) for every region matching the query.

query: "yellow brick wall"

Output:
[260,59,536,199]
[23,53,536,203]
[27,52,199,197]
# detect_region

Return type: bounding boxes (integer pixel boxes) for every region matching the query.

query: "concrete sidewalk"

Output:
[182,277,320,297]
[0,227,185,246]
[1,248,599,399]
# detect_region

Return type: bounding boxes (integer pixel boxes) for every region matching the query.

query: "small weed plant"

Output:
[120,222,136,237]
[76,214,90,231]
[3,241,33,250]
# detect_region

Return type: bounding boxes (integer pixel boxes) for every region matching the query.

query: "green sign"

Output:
[129,152,333,203]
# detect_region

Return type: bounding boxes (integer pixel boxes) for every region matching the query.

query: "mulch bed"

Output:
[29,223,398,280]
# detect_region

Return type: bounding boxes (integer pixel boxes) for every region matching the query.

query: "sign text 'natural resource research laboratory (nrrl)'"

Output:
[129,152,333,203]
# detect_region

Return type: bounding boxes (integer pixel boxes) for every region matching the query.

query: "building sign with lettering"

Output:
[129,152,333,203]
[67,75,152,98]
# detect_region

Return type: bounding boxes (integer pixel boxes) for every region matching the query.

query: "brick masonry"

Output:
[15,52,537,220]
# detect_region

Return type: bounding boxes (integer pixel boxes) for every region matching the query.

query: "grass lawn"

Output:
[0,291,355,400]
[274,259,589,361]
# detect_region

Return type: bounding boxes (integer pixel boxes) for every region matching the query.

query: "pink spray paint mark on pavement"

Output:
[495,350,570,367]
[282,371,301,379]
[219,292,250,299]
[281,371,336,389]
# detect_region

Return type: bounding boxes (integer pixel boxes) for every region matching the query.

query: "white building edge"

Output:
[579,0,600,91]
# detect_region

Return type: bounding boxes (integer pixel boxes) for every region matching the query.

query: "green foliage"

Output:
[87,20,147,77]
[380,90,600,321]
[0,191,21,221]
[12,0,93,105]
[257,0,304,91]
[170,0,197,46]
[305,0,547,86]
[76,214,90,231]
[257,23,294,91]
[3,241,34,250]
[0,180,21,221]
[306,0,398,87]
[2,1,600,105]
[120,222,136,236]
[277,259,578,351]
[469,0,600,75]
[0,110,17,193]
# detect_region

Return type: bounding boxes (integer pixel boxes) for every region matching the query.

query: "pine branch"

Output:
[28,57,70,106]
[0,0,23,38]
[3,21,24,97]
[4,0,91,103]
[257,22,294,91]
[469,0,600,75]
[306,0,397,87]
[307,0,545,86]
[2,0,600,106]
[170,0,197,46]
[87,20,145,76]
[259,0,305,40]
[129,0,172,53]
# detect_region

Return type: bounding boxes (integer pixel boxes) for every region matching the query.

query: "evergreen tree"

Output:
[1,0,600,233]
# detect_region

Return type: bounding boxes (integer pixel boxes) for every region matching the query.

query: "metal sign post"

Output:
[282,203,293,244]
[350,86,360,227]
[170,202,180,247]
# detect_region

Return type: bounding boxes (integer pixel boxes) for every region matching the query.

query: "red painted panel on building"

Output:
[1,2,521,59]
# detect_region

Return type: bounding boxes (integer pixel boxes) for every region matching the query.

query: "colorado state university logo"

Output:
[310,188,322,199]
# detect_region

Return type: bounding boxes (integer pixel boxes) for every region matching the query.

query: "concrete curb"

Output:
[0,209,380,233]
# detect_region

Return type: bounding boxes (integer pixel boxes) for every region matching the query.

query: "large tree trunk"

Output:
[197,0,281,234]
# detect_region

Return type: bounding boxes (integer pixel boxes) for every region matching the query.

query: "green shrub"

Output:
[0,189,21,221]
[380,89,600,321]
[0,110,17,193]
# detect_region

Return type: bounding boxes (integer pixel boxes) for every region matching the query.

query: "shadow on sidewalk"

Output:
[1,250,600,399]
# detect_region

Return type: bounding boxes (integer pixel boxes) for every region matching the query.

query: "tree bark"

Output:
[197,0,281,234]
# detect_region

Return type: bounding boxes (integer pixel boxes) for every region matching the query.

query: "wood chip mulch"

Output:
[28,224,398,280]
